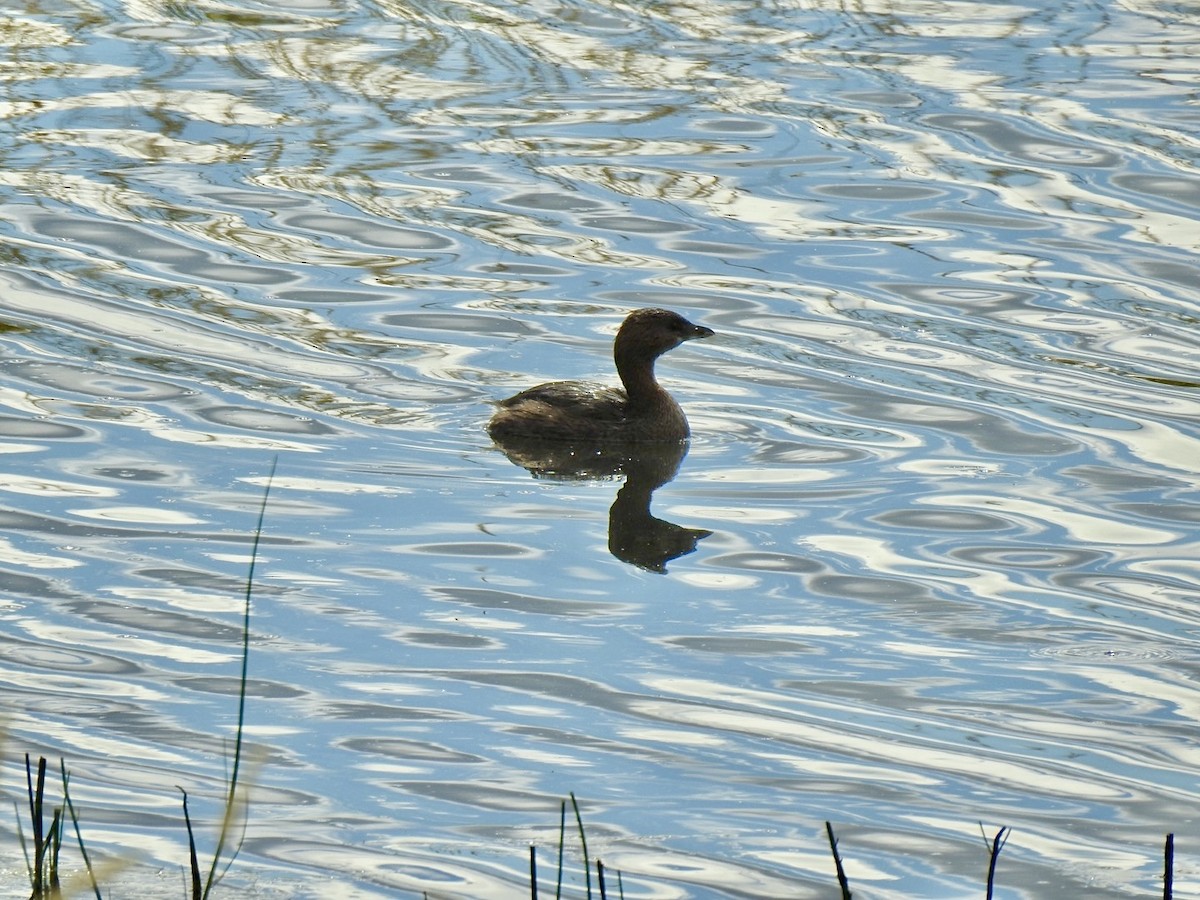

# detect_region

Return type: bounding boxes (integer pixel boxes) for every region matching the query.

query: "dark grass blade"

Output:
[28,754,45,897]
[47,808,63,895]
[530,845,537,900]
[569,792,592,900]
[21,755,69,900]
[982,824,1010,900]
[1164,833,1174,900]
[201,458,276,898]
[60,760,102,900]
[556,800,566,900]
[825,821,852,900]
[180,788,203,900]
[597,858,607,900]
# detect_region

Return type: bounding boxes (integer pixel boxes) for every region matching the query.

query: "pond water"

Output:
[0,0,1198,897]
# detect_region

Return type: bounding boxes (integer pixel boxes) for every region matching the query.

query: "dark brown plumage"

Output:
[488,308,714,443]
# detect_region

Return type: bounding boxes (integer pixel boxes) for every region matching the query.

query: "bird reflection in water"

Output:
[489,435,712,573]
[488,308,715,572]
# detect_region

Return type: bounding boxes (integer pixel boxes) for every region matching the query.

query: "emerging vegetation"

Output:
[6,465,1183,897]
[13,462,274,900]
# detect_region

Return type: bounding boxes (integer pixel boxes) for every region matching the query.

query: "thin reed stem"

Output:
[982,824,1010,900]
[60,760,101,900]
[1164,833,1174,900]
[556,800,566,900]
[180,788,203,900]
[201,458,277,897]
[826,821,852,900]
[570,792,592,900]
[27,754,45,897]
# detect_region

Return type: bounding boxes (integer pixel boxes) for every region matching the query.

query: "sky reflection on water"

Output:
[0,0,1197,897]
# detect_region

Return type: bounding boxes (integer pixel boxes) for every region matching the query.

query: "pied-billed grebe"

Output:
[488,307,714,443]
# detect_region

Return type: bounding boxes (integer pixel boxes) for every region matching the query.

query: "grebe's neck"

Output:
[615,343,668,411]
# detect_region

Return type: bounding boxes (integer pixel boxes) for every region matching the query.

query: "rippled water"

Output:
[1,0,1198,897]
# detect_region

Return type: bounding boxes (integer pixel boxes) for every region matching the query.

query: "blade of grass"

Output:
[826,821,852,900]
[569,793,592,900]
[556,800,565,900]
[1164,833,1174,900]
[529,845,537,900]
[201,458,276,898]
[60,759,102,900]
[27,754,46,897]
[180,788,203,900]
[47,807,63,896]
[981,824,1010,900]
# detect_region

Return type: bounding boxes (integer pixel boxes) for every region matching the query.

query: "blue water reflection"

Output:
[0,0,1197,896]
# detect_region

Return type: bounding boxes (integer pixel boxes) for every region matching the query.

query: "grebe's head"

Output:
[614,308,714,361]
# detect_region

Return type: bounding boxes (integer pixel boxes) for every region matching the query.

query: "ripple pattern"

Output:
[0,0,1196,897]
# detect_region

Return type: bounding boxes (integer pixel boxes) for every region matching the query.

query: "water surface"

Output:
[0,0,1198,897]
